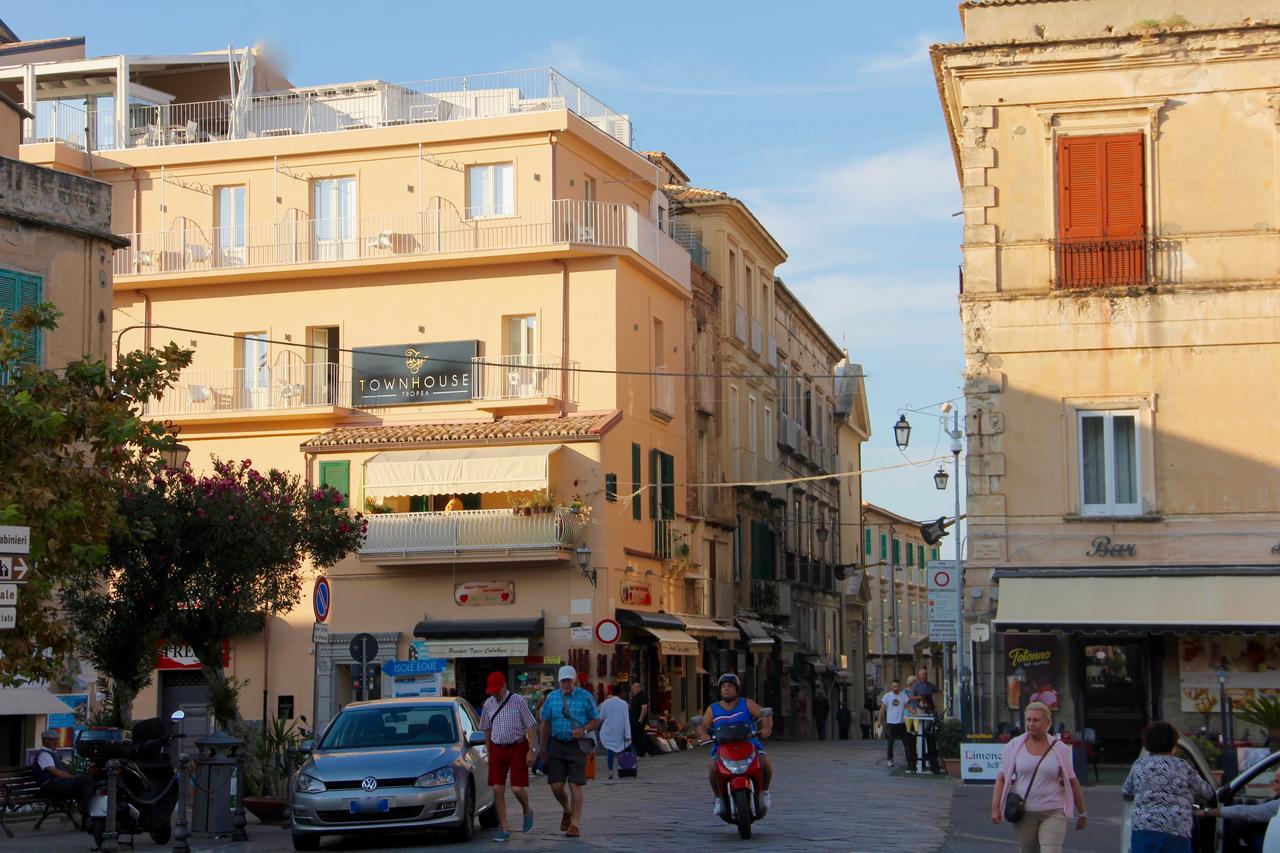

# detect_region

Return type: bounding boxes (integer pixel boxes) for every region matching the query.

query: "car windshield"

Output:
[319,706,457,750]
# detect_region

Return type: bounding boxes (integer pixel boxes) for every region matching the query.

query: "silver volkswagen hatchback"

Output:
[289,697,497,850]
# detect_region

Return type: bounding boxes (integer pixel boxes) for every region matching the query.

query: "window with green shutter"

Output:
[750,519,774,580]
[631,444,642,521]
[864,529,872,562]
[931,547,939,561]
[0,269,43,366]
[907,543,914,566]
[879,532,887,560]
[318,460,350,507]
[892,538,900,566]
[918,544,925,567]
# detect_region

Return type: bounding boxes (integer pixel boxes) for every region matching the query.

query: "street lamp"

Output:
[1218,658,1238,777]
[159,420,190,470]
[894,415,912,450]
[575,542,596,588]
[933,466,949,491]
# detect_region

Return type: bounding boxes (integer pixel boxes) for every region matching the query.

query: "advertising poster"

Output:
[1003,634,1059,710]
[48,693,89,748]
[1178,634,1280,713]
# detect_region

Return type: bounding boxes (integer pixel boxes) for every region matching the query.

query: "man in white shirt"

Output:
[31,730,93,820]
[877,679,917,771]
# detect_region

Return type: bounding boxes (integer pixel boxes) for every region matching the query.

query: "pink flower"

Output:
[227,514,236,522]
[196,508,205,518]
[338,523,349,533]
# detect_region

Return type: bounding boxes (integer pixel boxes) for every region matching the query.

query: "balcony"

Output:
[112,199,690,289]
[750,578,791,617]
[144,361,351,420]
[650,365,675,420]
[1054,237,1148,289]
[734,305,747,342]
[653,517,694,563]
[361,507,575,558]
[26,67,632,152]
[471,353,567,410]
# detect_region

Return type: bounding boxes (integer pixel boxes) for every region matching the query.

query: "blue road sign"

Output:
[383,658,447,677]
[313,576,331,623]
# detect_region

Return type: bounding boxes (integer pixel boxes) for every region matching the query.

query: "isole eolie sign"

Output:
[352,341,477,407]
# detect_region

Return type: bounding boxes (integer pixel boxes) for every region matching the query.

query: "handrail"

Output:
[361,507,574,554]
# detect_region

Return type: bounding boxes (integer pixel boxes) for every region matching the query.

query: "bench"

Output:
[0,766,81,838]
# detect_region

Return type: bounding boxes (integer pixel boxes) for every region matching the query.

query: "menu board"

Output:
[1178,634,1280,712]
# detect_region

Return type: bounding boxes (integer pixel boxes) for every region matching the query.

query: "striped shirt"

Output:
[540,687,599,741]
[479,691,537,746]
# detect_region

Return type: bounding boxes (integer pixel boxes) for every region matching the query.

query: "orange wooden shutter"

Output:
[1057,133,1145,287]
[1103,134,1145,283]
[1057,136,1103,240]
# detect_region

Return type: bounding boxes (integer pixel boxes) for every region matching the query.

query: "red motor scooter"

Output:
[704,720,768,839]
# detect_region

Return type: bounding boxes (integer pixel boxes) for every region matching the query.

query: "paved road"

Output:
[9,739,955,852]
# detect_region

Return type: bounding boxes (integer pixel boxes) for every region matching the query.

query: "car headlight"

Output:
[414,767,455,788]
[719,757,753,775]
[295,772,326,793]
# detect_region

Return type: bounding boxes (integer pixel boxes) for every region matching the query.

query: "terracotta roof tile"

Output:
[302,411,619,450]
[663,184,730,204]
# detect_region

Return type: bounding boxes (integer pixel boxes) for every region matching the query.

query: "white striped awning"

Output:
[363,445,561,498]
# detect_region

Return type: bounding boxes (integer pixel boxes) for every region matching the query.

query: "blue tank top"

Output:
[709,698,763,755]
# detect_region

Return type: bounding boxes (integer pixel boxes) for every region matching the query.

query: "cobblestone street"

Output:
[11,739,957,853]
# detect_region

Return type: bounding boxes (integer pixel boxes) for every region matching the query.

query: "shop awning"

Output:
[678,615,739,640]
[735,614,776,648]
[364,445,561,498]
[767,624,799,646]
[413,616,544,639]
[0,687,71,716]
[641,627,700,657]
[995,574,1280,632]
[616,608,684,631]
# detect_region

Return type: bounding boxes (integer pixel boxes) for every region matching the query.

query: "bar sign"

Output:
[0,608,14,630]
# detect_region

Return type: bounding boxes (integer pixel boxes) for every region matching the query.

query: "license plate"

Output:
[348,798,391,814]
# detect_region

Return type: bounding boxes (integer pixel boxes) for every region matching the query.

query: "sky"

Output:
[11,1,968,526]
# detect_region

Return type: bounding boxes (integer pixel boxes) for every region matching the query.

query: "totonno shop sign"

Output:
[352,341,478,407]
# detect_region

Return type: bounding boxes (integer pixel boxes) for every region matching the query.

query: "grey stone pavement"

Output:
[5,739,1120,852]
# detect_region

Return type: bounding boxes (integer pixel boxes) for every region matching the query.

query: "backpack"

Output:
[617,746,638,777]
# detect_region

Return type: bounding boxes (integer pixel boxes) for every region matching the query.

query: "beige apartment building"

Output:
[8,40,717,732]
[861,503,940,691]
[933,0,1280,758]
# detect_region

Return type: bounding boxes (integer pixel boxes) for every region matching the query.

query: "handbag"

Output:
[561,697,596,755]
[1004,738,1056,824]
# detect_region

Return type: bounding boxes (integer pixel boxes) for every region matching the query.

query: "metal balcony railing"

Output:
[113,199,690,288]
[669,221,708,271]
[362,507,574,555]
[653,517,693,562]
[1054,237,1148,289]
[27,67,632,152]
[651,365,675,418]
[471,353,565,401]
[144,361,350,417]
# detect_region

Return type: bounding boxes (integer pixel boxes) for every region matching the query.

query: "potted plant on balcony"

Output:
[509,495,531,516]
[530,489,555,514]
[363,497,393,515]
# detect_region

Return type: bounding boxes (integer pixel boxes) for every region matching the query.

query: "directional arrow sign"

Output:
[0,556,29,583]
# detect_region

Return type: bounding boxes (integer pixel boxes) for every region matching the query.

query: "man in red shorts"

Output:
[478,671,538,841]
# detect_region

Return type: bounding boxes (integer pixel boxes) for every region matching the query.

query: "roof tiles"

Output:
[301,411,619,450]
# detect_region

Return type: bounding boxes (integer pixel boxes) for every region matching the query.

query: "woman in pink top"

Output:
[991,701,1088,853]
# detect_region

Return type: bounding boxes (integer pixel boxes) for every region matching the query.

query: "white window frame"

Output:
[729,385,740,450]
[764,406,774,463]
[466,162,515,219]
[312,177,357,260]
[1077,408,1142,516]
[215,185,246,265]
[748,394,757,453]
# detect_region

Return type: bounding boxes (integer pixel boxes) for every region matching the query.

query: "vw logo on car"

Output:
[361,776,378,792]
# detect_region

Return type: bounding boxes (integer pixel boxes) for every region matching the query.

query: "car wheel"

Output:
[291,832,321,851]
[477,797,500,829]
[449,784,475,842]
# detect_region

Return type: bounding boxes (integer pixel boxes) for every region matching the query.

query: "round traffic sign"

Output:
[349,632,379,663]
[594,618,621,645]
[313,576,332,623]
[932,570,951,588]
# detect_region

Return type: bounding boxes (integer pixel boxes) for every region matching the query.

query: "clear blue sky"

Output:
[11,1,967,526]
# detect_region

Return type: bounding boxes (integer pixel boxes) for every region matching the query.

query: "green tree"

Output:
[111,459,365,727]
[0,304,191,685]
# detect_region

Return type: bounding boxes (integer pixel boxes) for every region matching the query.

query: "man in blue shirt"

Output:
[538,665,601,839]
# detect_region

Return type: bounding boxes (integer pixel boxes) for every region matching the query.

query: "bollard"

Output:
[230,750,248,842]
[171,753,190,853]
[101,758,120,853]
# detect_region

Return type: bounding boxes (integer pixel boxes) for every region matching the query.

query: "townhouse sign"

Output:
[352,341,477,407]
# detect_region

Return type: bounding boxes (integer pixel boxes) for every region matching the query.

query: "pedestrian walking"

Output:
[1122,721,1214,853]
[859,701,873,740]
[836,700,852,740]
[477,672,538,842]
[629,681,653,757]
[538,665,602,839]
[596,684,632,779]
[990,701,1087,853]
[813,689,831,741]
[911,668,941,773]
[878,679,916,770]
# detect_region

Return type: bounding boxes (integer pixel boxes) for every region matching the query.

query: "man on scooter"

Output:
[696,673,773,815]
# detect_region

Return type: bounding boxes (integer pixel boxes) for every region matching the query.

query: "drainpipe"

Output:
[556,260,569,417]
[140,290,152,353]
[262,617,270,724]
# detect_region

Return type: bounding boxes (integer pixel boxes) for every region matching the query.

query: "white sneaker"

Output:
[713,798,724,816]
[760,791,772,810]
[608,770,614,780]
[886,759,894,768]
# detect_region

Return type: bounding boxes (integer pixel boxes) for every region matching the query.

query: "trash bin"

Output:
[191,730,242,836]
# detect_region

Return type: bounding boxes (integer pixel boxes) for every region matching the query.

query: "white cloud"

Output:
[861,33,942,74]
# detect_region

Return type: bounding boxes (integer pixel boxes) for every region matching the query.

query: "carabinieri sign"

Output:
[352,341,477,407]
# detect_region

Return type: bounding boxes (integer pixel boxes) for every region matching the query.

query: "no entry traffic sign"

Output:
[313,576,332,623]
[594,618,621,645]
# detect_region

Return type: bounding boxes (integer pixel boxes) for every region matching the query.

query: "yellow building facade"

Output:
[934,0,1280,754]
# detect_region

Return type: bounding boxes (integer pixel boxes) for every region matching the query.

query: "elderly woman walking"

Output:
[1122,721,1213,852]
[991,701,1087,853]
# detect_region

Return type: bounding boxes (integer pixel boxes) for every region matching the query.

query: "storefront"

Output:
[412,616,547,711]
[995,570,1280,760]
[677,614,740,716]
[615,609,699,727]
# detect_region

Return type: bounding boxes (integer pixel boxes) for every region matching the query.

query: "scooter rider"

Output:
[696,673,773,815]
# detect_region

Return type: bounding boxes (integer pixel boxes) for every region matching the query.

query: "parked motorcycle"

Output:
[75,713,182,848]
[696,716,770,839]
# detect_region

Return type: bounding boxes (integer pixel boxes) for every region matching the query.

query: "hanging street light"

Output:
[575,542,597,587]
[934,465,950,491]
[893,414,912,450]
